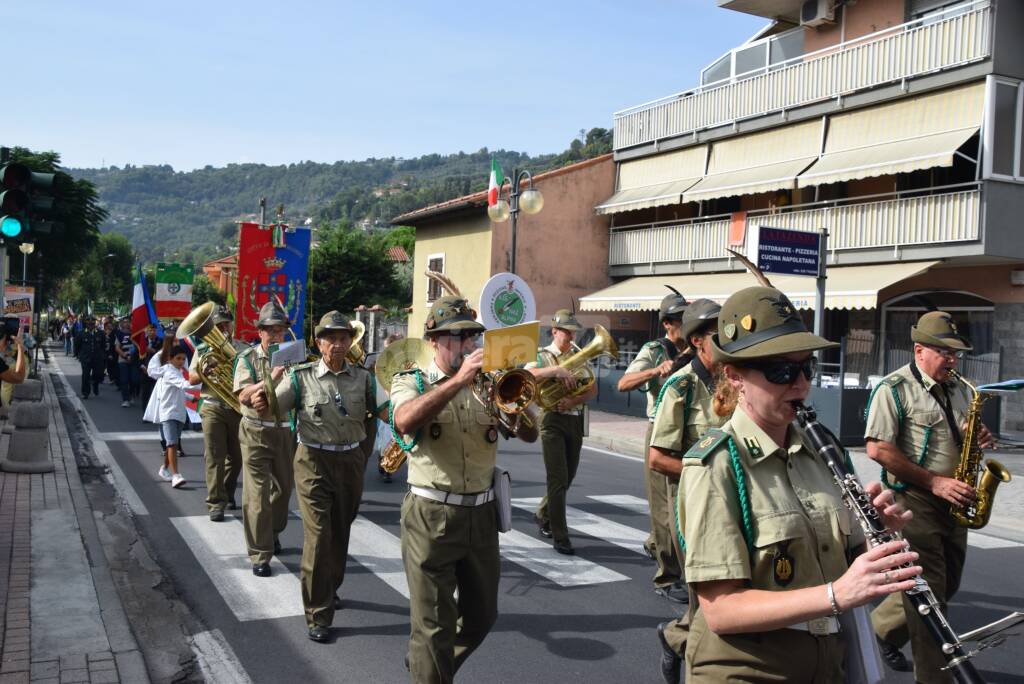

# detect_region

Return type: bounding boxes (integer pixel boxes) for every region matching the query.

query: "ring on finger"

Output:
[883,571,893,584]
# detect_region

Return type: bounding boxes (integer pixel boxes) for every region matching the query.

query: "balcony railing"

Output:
[613,1,992,151]
[608,186,980,267]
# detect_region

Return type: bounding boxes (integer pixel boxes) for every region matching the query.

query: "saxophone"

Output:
[949,370,1011,529]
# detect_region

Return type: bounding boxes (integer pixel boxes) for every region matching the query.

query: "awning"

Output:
[798,82,984,187]
[684,119,822,203]
[579,261,940,312]
[595,146,706,215]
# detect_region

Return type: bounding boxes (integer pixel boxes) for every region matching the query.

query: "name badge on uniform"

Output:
[430,423,442,439]
[773,541,794,586]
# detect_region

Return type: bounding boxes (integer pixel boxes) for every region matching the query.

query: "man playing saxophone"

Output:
[391,291,538,683]
[865,311,994,682]
[188,306,246,522]
[525,309,598,555]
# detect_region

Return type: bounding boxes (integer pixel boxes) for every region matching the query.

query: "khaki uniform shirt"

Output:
[390,360,498,494]
[275,358,374,447]
[864,363,971,482]
[682,406,863,590]
[625,340,673,420]
[649,360,726,456]
[525,342,582,416]
[190,339,248,402]
[232,345,288,422]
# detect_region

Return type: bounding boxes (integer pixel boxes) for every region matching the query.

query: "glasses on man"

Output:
[441,331,480,341]
[740,357,817,385]
[924,345,964,360]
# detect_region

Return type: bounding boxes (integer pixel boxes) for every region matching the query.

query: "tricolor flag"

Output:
[154,262,194,320]
[487,159,504,207]
[130,265,160,348]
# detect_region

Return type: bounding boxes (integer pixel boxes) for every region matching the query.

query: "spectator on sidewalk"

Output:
[144,342,199,489]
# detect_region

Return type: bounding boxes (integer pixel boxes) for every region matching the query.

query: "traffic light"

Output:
[0,161,56,239]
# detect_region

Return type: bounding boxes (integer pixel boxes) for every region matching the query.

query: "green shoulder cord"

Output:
[389,369,424,452]
[288,369,301,433]
[676,436,754,555]
[867,381,925,491]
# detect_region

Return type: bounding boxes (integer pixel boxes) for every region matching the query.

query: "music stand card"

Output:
[483,321,539,372]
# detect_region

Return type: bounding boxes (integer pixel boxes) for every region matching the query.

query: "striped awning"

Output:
[595,146,706,215]
[579,261,940,312]
[798,82,984,187]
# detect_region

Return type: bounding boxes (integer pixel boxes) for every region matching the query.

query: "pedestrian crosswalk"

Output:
[171,491,1024,625]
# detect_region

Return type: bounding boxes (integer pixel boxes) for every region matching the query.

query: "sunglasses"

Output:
[740,357,817,385]
[441,331,480,341]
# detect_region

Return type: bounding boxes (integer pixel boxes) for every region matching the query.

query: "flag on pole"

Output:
[130,265,160,348]
[487,159,504,207]
[154,262,194,320]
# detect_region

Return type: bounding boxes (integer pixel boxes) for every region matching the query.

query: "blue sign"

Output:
[756,226,822,277]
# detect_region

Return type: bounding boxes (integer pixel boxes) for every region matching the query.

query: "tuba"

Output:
[535,325,617,411]
[177,302,242,413]
[949,370,1011,529]
[346,320,367,366]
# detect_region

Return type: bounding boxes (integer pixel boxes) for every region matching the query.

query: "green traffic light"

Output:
[0,215,22,237]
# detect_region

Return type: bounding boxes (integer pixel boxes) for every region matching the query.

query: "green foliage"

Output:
[306,222,404,331]
[54,233,134,309]
[191,274,226,306]
[5,146,107,303]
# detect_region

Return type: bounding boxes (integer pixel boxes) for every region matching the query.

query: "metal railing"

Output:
[608,185,980,266]
[613,1,992,150]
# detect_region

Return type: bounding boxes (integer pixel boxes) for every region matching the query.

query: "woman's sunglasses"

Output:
[740,357,817,385]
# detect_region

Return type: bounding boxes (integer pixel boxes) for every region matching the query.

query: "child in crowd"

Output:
[144,340,198,489]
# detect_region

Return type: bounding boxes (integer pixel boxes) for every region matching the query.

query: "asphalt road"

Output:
[50,350,1024,684]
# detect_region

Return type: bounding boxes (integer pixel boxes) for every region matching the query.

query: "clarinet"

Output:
[793,401,984,684]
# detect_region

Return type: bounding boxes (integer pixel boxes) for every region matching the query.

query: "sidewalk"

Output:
[585,409,650,458]
[0,355,150,684]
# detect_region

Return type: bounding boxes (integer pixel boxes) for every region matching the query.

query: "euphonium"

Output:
[949,370,1011,529]
[535,324,618,411]
[177,302,241,413]
[472,368,537,436]
[346,320,366,366]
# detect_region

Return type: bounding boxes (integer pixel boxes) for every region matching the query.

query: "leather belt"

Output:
[300,440,360,452]
[202,397,226,409]
[243,416,285,428]
[409,485,495,507]
[787,617,841,636]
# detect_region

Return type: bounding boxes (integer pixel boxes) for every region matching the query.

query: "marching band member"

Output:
[680,286,917,682]
[391,291,537,684]
[233,300,297,578]
[274,311,376,643]
[866,311,993,682]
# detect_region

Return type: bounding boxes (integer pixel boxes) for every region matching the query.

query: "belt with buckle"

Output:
[243,416,285,428]
[787,616,841,636]
[409,485,495,507]
[299,440,360,452]
[202,397,226,409]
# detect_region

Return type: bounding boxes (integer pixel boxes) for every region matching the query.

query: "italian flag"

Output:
[488,159,504,207]
[154,262,194,320]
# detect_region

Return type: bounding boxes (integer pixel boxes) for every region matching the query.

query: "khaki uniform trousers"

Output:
[536,412,583,545]
[401,493,500,684]
[239,420,295,565]
[645,421,682,589]
[200,402,242,513]
[872,489,967,684]
[662,477,690,655]
[295,443,367,629]
[686,612,845,683]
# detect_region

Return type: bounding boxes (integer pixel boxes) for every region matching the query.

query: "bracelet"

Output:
[826,581,842,616]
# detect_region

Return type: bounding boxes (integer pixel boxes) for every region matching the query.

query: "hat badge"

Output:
[740,315,754,332]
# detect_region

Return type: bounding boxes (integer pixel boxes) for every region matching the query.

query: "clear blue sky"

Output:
[5,1,766,170]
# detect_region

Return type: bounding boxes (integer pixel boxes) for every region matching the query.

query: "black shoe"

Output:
[227,498,237,510]
[553,540,575,555]
[656,622,682,684]
[274,538,282,555]
[209,509,224,522]
[534,515,552,539]
[655,582,689,604]
[876,636,911,672]
[308,625,330,643]
[332,594,342,610]
[252,563,271,577]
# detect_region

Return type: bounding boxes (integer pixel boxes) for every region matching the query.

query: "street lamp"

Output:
[487,168,544,274]
[18,242,33,283]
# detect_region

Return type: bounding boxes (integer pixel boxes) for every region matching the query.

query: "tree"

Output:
[55,233,135,309]
[191,274,226,306]
[306,222,403,331]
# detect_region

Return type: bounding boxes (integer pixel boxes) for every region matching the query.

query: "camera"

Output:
[2,317,21,341]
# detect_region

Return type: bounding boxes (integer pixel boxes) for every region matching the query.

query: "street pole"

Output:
[814,228,829,384]
[488,169,542,275]
[509,168,519,274]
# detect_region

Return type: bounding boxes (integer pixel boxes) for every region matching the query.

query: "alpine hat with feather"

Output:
[423,271,485,336]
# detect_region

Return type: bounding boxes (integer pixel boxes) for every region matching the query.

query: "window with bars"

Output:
[426,255,445,302]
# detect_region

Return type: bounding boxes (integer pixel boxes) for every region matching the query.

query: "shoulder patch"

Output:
[394,367,421,377]
[682,428,729,462]
[291,361,316,372]
[642,341,661,351]
[236,347,254,358]
[882,374,904,387]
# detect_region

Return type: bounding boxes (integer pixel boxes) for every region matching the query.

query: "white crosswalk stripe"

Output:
[170,514,305,621]
[511,497,648,556]
[498,529,629,586]
[967,532,1021,549]
[588,494,650,516]
[346,517,410,598]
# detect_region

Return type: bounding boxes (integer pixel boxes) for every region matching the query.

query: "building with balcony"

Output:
[584,0,1024,432]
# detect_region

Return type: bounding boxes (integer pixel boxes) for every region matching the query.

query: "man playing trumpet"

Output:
[391,282,538,683]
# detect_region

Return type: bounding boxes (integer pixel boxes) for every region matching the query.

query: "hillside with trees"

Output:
[72,128,613,265]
